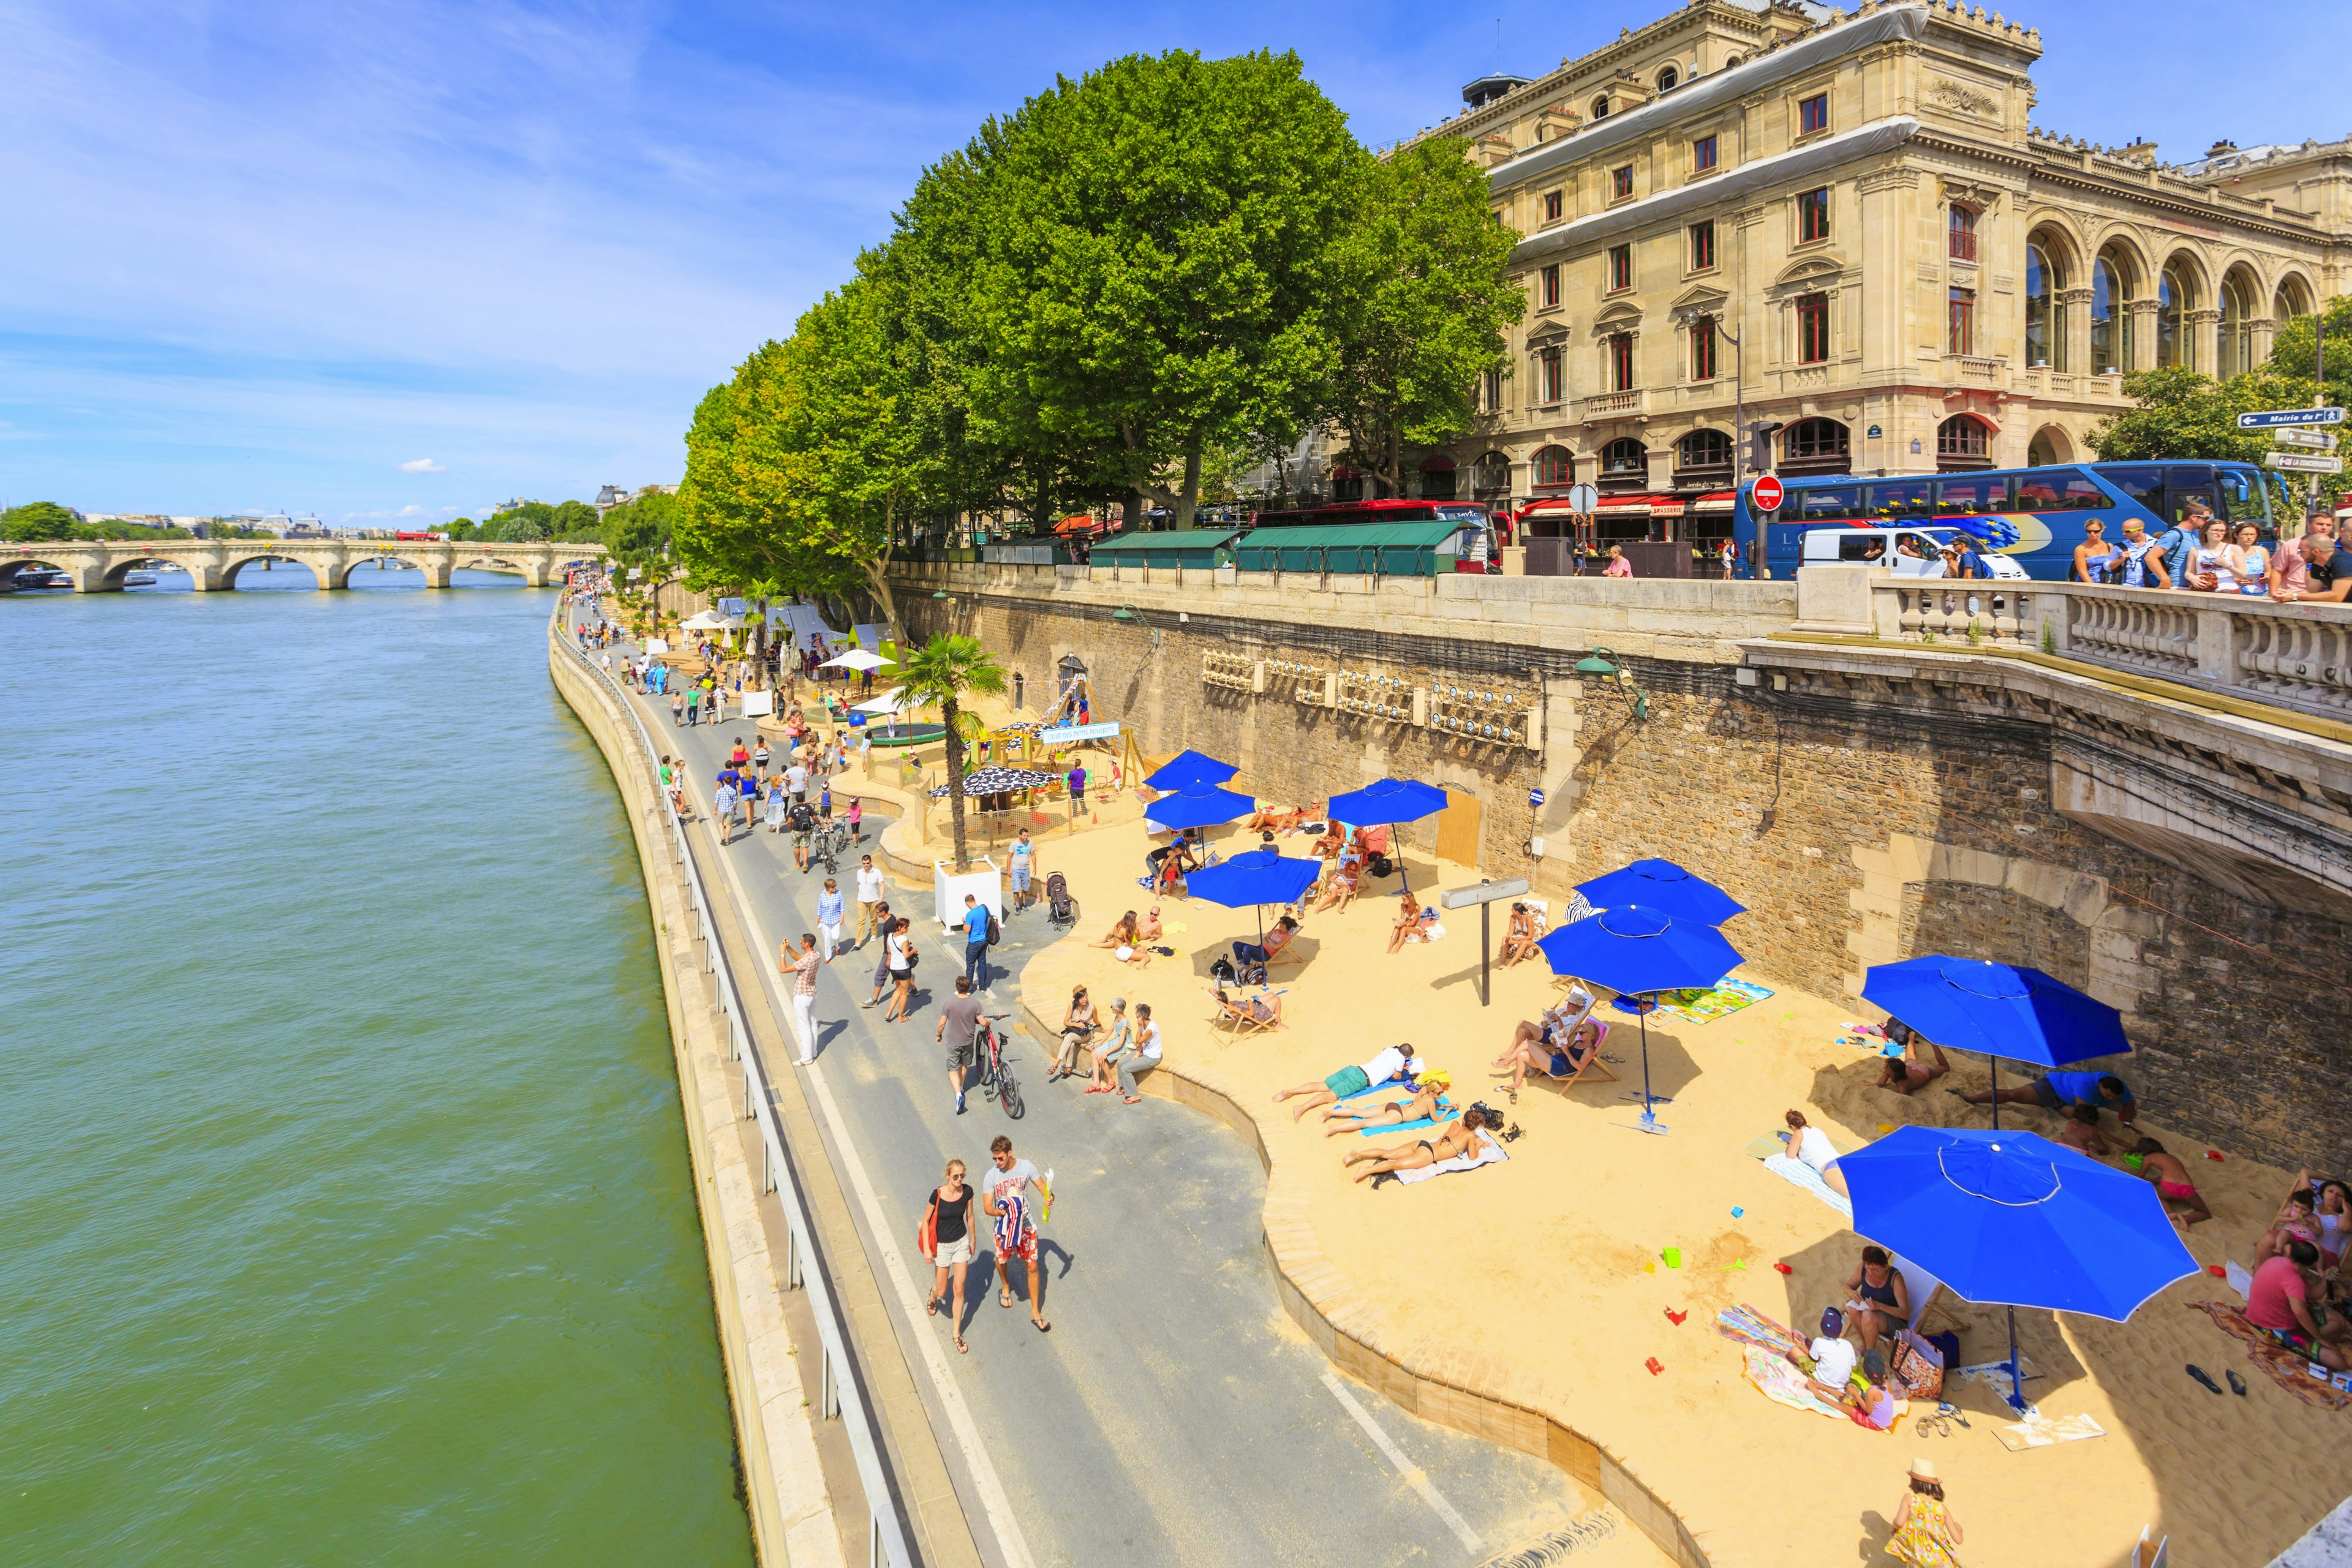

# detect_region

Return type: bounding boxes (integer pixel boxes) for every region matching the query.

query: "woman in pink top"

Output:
[1602,545,1632,578]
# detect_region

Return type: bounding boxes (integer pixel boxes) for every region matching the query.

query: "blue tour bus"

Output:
[1732,460,2289,581]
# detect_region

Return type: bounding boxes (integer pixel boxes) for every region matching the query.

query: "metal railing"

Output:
[550,604,917,1568]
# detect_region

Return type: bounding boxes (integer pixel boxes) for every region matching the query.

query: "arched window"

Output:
[1676,428,1732,475]
[2024,241,2066,371]
[1936,415,1994,472]
[1781,418,1850,477]
[2219,271,2254,378]
[2275,276,2315,324]
[2157,263,2193,368]
[1473,451,1512,497]
[1417,454,1458,500]
[1656,65,1679,92]
[1591,96,1611,119]
[1598,438,1649,493]
[1532,445,1574,488]
[2092,247,2135,374]
[2026,428,2068,468]
[1723,54,1743,69]
[1947,206,1977,262]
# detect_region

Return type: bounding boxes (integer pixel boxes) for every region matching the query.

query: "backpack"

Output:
[985,908,1001,946]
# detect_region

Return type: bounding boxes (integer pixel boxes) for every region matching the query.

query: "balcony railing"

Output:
[1948,228,1978,262]
[1584,389,1648,418]
[1797,568,2352,724]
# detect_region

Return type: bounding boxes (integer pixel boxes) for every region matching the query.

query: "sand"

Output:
[813,688,2352,1566]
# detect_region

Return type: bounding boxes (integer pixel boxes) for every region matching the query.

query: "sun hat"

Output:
[1909,1458,1938,1480]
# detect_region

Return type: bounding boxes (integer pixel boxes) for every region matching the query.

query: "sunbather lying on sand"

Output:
[1245,805,1311,834]
[1492,1016,1602,1096]
[1782,1110,1850,1196]
[1272,1042,1417,1123]
[1322,1072,1449,1136]
[1343,1109,1490,1186]
[1873,1031,1952,1095]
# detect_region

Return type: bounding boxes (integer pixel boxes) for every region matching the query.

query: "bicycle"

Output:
[812,820,848,878]
[976,1011,1023,1120]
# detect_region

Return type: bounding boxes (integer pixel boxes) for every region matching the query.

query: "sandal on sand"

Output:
[2186,1363,2224,1395]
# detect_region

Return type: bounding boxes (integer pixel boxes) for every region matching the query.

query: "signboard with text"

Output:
[1038,720,1121,745]
[2272,428,2339,451]
[2264,451,2345,475]
[2238,407,2346,429]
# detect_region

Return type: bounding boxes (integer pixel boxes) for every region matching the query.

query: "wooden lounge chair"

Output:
[1207,988,1284,1039]
[1533,1020,1618,1091]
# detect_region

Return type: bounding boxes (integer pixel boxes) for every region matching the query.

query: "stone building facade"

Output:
[1393,0,2348,541]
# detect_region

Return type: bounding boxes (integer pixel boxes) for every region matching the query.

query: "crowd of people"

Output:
[2070,501,2352,601]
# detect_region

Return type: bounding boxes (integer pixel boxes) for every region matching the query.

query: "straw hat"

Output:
[1909,1458,1938,1481]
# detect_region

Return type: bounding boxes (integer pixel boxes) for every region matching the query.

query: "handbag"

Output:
[916,1195,938,1259]
[1887,1330,1945,1402]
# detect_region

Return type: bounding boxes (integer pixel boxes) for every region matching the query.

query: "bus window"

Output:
[1867,479,1936,520]
[2215,469,2259,527]
[2015,469,2109,511]
[1936,474,2014,513]
[1795,484,1861,522]
[2163,463,2217,526]
[2099,464,2163,509]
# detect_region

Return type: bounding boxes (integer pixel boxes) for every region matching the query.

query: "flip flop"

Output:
[1033,1318,1051,1333]
[954,1334,968,1354]
[2186,1363,2225,1395]
[2226,1370,2248,1396]
[1000,1290,1014,1309]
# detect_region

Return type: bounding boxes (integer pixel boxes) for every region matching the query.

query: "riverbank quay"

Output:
[578,606,1618,1567]
[550,611,950,1568]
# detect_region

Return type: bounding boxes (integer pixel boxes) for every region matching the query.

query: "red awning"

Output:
[1052,514,1096,536]
[1418,454,1457,472]
[1597,492,1673,509]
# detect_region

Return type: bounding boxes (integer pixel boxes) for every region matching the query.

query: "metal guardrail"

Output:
[551,605,917,1568]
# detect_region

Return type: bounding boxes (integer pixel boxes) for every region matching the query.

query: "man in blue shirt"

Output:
[962,892,992,990]
[1964,1069,2135,1126]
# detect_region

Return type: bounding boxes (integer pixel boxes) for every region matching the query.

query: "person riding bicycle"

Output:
[788,797,819,871]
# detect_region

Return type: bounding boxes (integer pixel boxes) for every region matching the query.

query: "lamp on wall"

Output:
[1111,604,1139,622]
[1574,646,1650,722]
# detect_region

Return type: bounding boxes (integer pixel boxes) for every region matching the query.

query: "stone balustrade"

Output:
[1795,565,2352,723]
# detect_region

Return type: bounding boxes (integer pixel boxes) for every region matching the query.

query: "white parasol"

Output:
[820,649,895,672]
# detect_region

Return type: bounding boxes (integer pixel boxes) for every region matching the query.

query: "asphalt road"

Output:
[581,622,1590,1568]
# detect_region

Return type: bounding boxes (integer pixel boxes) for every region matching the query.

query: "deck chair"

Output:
[1262,924,1308,969]
[1207,988,1284,1039]
[1537,1020,1619,1090]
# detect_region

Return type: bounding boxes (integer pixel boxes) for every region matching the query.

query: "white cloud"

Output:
[398,457,447,473]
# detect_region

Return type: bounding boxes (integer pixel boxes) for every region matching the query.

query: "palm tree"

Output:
[899,633,1007,872]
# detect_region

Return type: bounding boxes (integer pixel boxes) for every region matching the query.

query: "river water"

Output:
[0,567,754,1566]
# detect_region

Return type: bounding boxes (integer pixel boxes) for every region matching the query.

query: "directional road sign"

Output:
[2238,407,2347,429]
[1442,876,1533,1008]
[2272,427,2339,451]
[2264,451,2345,475]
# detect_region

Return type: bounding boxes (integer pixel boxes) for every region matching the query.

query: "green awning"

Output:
[1085,529,1242,568]
[1232,520,1472,576]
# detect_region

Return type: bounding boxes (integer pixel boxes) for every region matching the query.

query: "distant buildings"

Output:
[595,483,680,514]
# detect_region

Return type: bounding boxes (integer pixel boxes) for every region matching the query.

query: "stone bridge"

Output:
[1,538,604,593]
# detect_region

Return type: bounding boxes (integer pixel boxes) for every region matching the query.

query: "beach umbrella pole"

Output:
[1630,999,1668,1136]
[2003,1306,2027,1413]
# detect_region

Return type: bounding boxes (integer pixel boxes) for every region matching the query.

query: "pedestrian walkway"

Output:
[581,603,1599,1568]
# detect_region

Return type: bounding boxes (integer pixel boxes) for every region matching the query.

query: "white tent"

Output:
[775,600,846,654]
[680,609,744,631]
[820,649,894,672]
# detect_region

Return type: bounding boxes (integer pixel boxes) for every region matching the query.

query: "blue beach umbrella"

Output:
[1143,783,1256,834]
[1861,956,2129,1128]
[1186,848,1325,946]
[1325,778,1449,894]
[1841,1125,2198,1410]
[1536,905,1743,1130]
[1575,858,1745,926]
[1145,748,1239,792]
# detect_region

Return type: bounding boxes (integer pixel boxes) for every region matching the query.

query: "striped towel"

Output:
[1763,1153,1853,1219]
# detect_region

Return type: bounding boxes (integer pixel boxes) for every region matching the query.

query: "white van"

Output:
[1798,526,2029,581]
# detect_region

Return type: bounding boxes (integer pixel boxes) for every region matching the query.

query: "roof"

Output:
[1238,521,1469,550]
[1085,527,1241,556]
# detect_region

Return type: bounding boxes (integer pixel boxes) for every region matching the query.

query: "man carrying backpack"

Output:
[788,796,819,872]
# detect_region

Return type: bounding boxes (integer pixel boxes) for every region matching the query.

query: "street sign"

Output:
[2272,428,2339,451]
[1563,483,1599,515]
[2264,451,2345,474]
[1440,876,1532,910]
[1751,474,1785,511]
[2238,407,2347,429]
[1038,720,1121,744]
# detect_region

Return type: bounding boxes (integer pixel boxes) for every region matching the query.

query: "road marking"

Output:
[692,720,1040,1568]
[1319,1369,1483,1554]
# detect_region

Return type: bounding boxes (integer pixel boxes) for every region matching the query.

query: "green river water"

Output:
[1,568,755,1566]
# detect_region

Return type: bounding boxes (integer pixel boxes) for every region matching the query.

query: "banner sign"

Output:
[1038,720,1121,744]
[645,638,669,654]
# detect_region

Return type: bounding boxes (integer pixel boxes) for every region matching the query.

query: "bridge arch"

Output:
[219,552,331,590]
[342,554,431,588]
[102,556,198,591]
[1,557,79,591]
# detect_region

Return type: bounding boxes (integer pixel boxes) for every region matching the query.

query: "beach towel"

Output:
[1396,1133,1508,1184]
[1716,1304,1807,1359]
[1762,1153,1854,1219]
[2188,1299,2352,1410]
[1356,1097,1455,1134]
[1655,978,1774,1025]
[1336,1072,1422,1104]
[1994,1412,2108,1451]
[1741,1346,1845,1420]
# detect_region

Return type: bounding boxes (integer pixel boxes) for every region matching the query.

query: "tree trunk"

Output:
[942,696,971,872]
[1172,434,1204,532]
[1124,487,1147,534]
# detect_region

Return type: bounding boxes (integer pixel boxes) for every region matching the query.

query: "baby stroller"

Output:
[1043,872,1077,931]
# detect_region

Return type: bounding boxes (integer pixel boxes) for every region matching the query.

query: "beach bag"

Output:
[1887,1330,1945,1402]
[916,1196,938,1259]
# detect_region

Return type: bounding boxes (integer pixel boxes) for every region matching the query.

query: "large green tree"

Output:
[2267,295,2352,413]
[962,50,1361,529]
[898,633,1007,872]
[2,502,85,541]
[1322,136,1524,497]
[2088,365,2343,510]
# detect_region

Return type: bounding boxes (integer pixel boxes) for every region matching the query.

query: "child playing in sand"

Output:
[2054,1102,2112,1156]
[2133,1138,2212,1227]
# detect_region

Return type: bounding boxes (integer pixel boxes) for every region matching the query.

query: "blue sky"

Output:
[0,0,2335,524]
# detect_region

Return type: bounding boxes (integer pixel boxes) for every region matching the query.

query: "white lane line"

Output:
[699,749,1039,1568]
[1319,1369,1483,1554]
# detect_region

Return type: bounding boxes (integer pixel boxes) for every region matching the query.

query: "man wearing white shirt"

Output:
[1271,1041,1419,1123]
[854,855,886,948]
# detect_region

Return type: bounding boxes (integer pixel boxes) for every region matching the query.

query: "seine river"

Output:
[0,567,753,1566]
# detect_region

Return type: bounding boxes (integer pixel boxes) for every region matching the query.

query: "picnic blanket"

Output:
[1655,978,1774,1025]
[1762,1152,1854,1219]
[1741,1345,1845,1420]
[1716,1303,1808,1359]
[2188,1299,2352,1410]
[1995,1412,2108,1451]
[1396,1132,1508,1184]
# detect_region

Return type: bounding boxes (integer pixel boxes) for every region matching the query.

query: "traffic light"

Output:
[1746,421,1784,475]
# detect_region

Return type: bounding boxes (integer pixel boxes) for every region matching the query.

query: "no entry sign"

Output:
[1751,475,1785,511]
